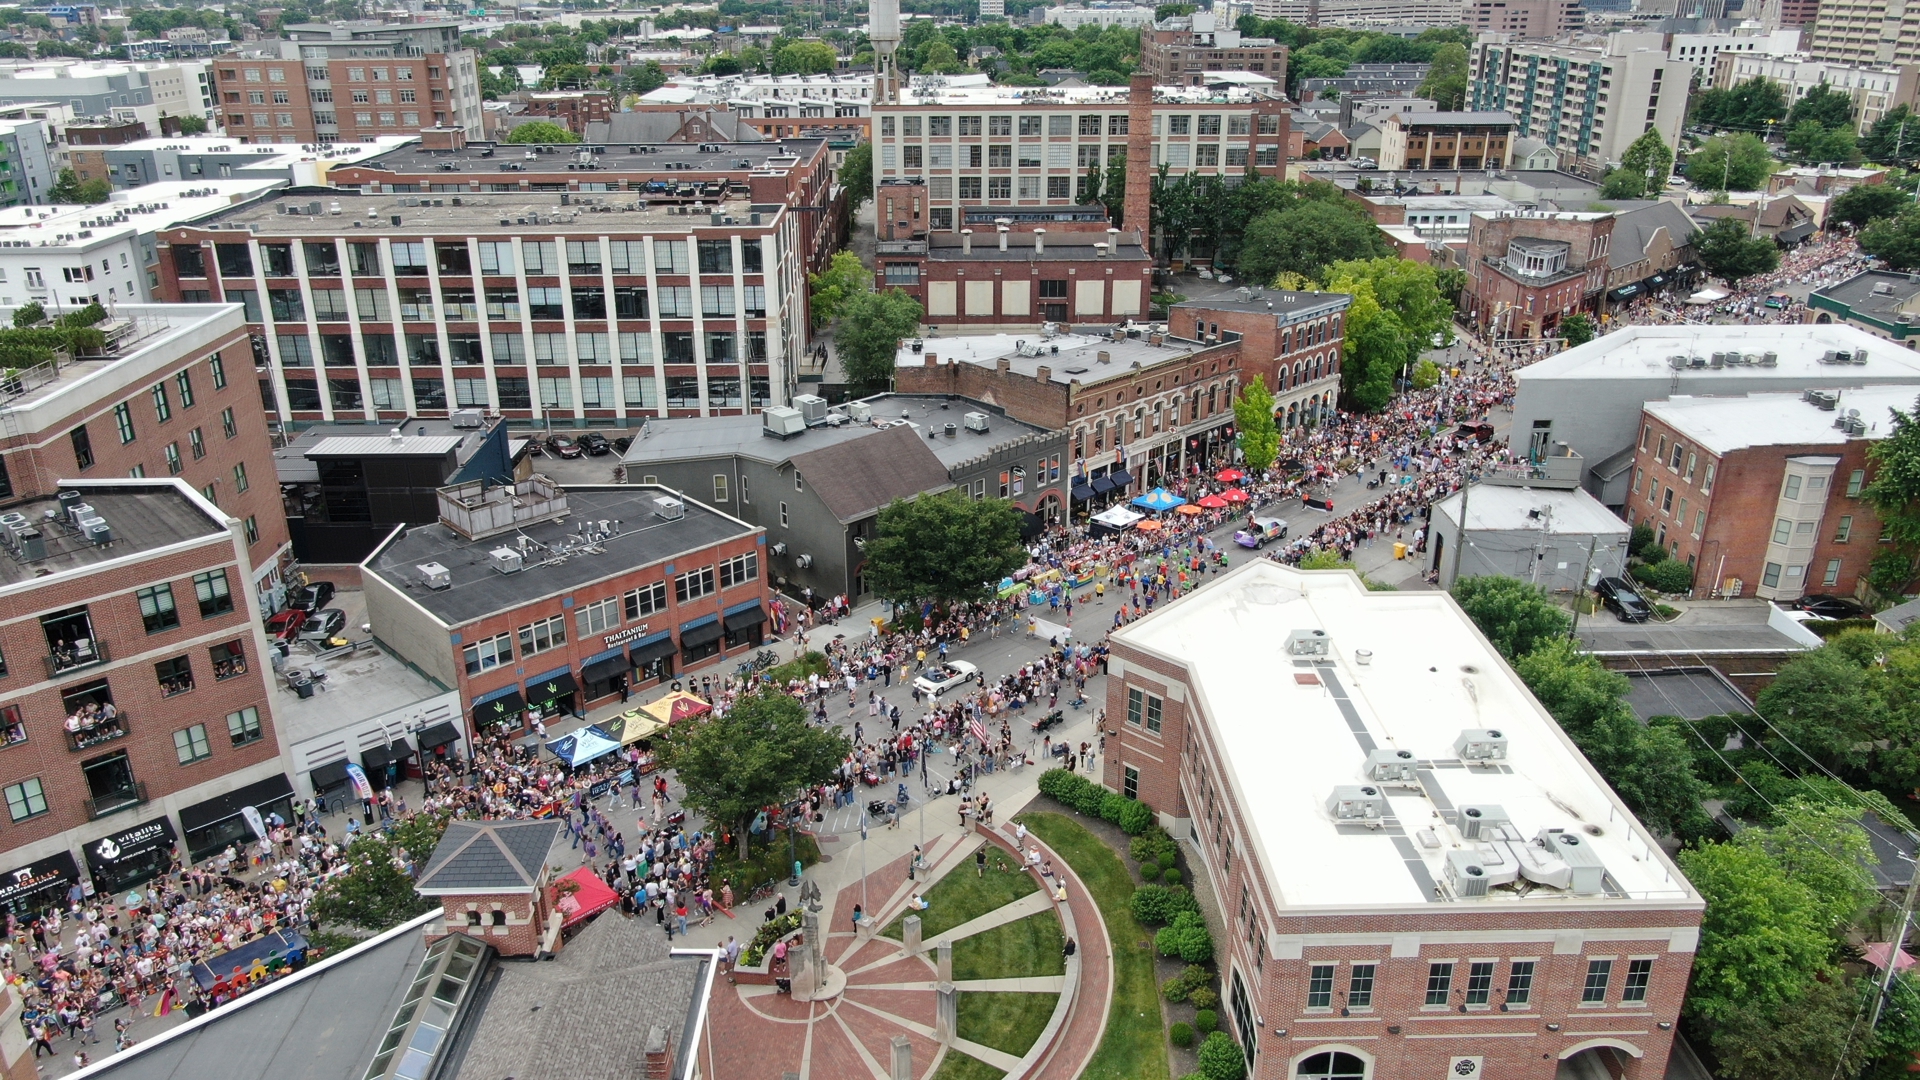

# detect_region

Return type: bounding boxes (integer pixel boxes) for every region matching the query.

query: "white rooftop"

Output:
[1434,482,1629,535]
[1646,385,1920,455]
[894,331,1108,368]
[0,179,282,251]
[1112,561,1699,911]
[1517,324,1920,383]
[896,80,1278,106]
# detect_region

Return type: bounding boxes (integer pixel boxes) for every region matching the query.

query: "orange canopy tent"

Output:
[1175,504,1204,516]
[1137,519,1163,531]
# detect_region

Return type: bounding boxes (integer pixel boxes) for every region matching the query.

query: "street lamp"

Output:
[788,794,801,886]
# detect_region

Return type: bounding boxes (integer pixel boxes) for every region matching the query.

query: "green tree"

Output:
[1862,209,1920,270]
[1319,258,1450,412]
[807,250,871,328]
[1415,42,1466,110]
[1786,118,1860,166]
[1788,82,1856,132]
[175,114,208,135]
[504,120,581,144]
[1691,76,1787,131]
[1237,201,1391,285]
[1598,127,1673,200]
[839,141,873,208]
[628,60,667,94]
[1692,217,1781,283]
[1862,105,1920,166]
[1685,133,1777,192]
[1754,643,1880,774]
[863,490,1027,606]
[47,168,108,205]
[1707,973,1877,1080]
[659,690,850,859]
[1677,840,1835,1024]
[1232,378,1279,472]
[540,62,591,89]
[1328,257,1452,347]
[1864,394,1920,548]
[773,40,837,75]
[835,287,922,393]
[1597,168,1650,200]
[1451,575,1571,661]
[1559,311,1595,347]
[1831,181,1912,229]
[702,53,742,75]
[310,812,448,933]
[1738,798,1879,935]
[1410,358,1440,389]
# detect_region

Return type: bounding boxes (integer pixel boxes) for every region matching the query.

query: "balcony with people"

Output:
[42,605,107,677]
[62,679,126,752]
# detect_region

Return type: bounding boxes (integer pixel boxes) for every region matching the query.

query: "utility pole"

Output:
[1449,477,1472,587]
[1569,535,1600,641]
[1873,851,1920,1031]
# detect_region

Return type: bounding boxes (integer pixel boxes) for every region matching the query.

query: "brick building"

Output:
[1466,210,1615,340]
[1377,111,1515,171]
[520,90,614,134]
[879,217,1154,330]
[0,476,292,913]
[153,188,810,428]
[1140,11,1290,88]
[1630,383,1919,600]
[65,119,147,188]
[417,818,563,958]
[1174,293,1351,430]
[361,478,768,743]
[1463,0,1583,37]
[213,20,482,146]
[1101,559,1702,1080]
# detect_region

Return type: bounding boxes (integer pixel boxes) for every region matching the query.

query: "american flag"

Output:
[969,718,989,745]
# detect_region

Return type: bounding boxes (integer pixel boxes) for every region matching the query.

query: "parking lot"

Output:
[518,426,636,486]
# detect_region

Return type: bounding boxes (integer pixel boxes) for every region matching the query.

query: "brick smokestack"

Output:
[1125,73,1154,238]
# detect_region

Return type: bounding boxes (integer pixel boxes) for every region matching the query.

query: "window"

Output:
[1763,561,1783,588]
[462,632,512,675]
[137,584,178,632]
[175,370,195,409]
[1506,961,1535,1005]
[156,656,194,696]
[164,442,182,474]
[575,597,620,636]
[517,614,566,656]
[1347,964,1375,1008]
[1836,516,1854,542]
[226,706,262,747]
[1622,959,1653,1003]
[1306,964,1335,1008]
[1849,468,1866,497]
[1465,961,1495,1006]
[233,462,249,493]
[1123,765,1138,799]
[4,778,46,822]
[720,552,758,589]
[173,724,211,764]
[1582,959,1612,1003]
[1774,518,1793,544]
[779,501,788,527]
[625,581,667,620]
[194,570,233,617]
[1824,558,1843,587]
[1425,962,1453,1006]
[676,565,716,603]
[70,426,93,470]
[1125,687,1163,733]
[1668,443,1684,470]
[113,402,135,443]
[1784,474,1803,499]
[221,407,237,439]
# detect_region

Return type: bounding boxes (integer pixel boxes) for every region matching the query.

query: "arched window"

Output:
[1296,1051,1367,1079]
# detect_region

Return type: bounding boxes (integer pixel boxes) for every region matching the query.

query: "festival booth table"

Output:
[640,690,713,725]
[554,866,621,930]
[191,930,310,994]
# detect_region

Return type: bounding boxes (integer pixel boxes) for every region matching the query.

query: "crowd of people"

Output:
[1606,236,1867,329]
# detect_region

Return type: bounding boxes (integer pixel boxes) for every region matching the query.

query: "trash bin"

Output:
[1394,542,1408,560]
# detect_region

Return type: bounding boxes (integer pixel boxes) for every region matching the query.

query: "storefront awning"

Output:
[1090,476,1115,494]
[724,601,766,632]
[523,668,578,707]
[1109,469,1134,488]
[308,759,350,791]
[0,851,79,917]
[1607,283,1642,302]
[180,773,294,834]
[1070,482,1095,501]
[471,686,524,726]
[390,737,415,762]
[628,631,676,667]
[581,648,629,684]
[417,721,462,753]
[83,818,175,882]
[680,615,723,649]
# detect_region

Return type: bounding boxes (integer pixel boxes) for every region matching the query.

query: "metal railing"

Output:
[85,780,146,820]
[66,712,128,753]
[45,638,109,678]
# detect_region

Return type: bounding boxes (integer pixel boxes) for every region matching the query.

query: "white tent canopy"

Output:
[1685,288,1730,305]
[1091,506,1143,528]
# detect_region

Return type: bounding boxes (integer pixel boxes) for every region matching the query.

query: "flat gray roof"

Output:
[925,241,1150,262]
[1175,290,1352,320]
[273,417,495,484]
[1816,269,1920,319]
[901,330,1224,388]
[356,137,825,176]
[273,641,452,747]
[0,485,227,587]
[198,189,784,237]
[623,394,1058,470]
[364,485,757,627]
[1621,667,1754,723]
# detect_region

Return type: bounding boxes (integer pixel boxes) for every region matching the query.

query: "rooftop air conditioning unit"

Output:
[1688,355,1706,368]
[17,530,43,561]
[793,394,828,425]
[1284,628,1331,657]
[964,411,990,433]
[1538,829,1607,895]
[652,496,685,520]
[1760,351,1779,366]
[1326,785,1389,821]
[418,562,451,589]
[763,406,805,438]
[1454,728,1509,761]
[1855,350,1870,364]
[489,547,523,574]
[1445,850,1490,898]
[1458,804,1510,840]
[845,401,873,423]
[82,518,111,545]
[1366,747,1418,783]
[1667,355,1687,369]
[450,409,483,428]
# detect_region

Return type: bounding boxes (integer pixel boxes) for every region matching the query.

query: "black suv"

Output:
[1794,594,1869,620]
[579,432,612,456]
[1595,577,1652,622]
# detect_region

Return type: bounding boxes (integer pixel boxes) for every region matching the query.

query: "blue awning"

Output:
[545,725,622,768]
[1109,469,1134,488]
[1091,476,1115,494]
[1071,482,1095,501]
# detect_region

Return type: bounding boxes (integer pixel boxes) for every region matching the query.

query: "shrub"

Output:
[1158,850,1178,871]
[1628,522,1656,559]
[1639,558,1694,594]
[1162,974,1192,1003]
[1170,1022,1195,1048]
[1118,799,1156,835]
[1190,985,1219,1011]
[1130,884,1199,925]
[1180,964,1210,989]
[1197,1031,1246,1080]
[1037,768,1087,802]
[1132,827,1177,865]
[1100,791,1128,824]
[1194,1009,1218,1035]
[1162,868,1182,886]
[1155,911,1214,963]
[1072,783,1108,816]
[741,911,804,967]
[1139,861,1161,882]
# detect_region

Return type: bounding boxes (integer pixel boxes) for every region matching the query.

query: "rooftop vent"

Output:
[1284,628,1330,658]
[1454,728,1508,761]
[1326,785,1389,821]
[417,561,451,590]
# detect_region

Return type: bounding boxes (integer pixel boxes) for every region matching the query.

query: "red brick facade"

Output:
[1466,212,1614,341]
[214,51,469,145]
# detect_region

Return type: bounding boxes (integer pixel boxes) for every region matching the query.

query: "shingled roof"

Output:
[415,819,560,895]
[788,423,954,523]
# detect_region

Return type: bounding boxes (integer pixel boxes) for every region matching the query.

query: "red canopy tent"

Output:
[554,866,620,928]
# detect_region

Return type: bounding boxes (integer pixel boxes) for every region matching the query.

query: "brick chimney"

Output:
[924,351,939,367]
[644,1025,673,1080]
[1125,73,1154,235]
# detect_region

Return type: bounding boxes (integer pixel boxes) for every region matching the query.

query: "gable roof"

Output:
[1609,200,1698,270]
[584,109,764,144]
[788,423,954,523]
[415,819,560,894]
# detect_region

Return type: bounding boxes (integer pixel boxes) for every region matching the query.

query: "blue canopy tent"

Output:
[1131,487,1187,513]
[191,931,309,990]
[545,725,623,768]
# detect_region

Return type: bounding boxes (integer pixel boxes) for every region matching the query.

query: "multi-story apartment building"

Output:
[1377,111,1516,170]
[0,60,214,132]
[1141,12,1290,88]
[518,90,614,134]
[1464,0,1584,39]
[1042,3,1157,28]
[0,476,294,914]
[1101,559,1701,1080]
[1630,383,1918,599]
[214,21,483,146]
[871,74,1290,236]
[0,120,54,206]
[1179,292,1353,432]
[1713,49,1919,133]
[636,73,874,140]
[154,189,809,427]
[1470,33,1691,175]
[1805,0,1920,64]
[1760,0,1824,27]
[1250,0,1468,24]
[1465,210,1616,340]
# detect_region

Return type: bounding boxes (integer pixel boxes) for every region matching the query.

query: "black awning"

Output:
[724,603,766,632]
[630,633,676,666]
[1090,476,1115,494]
[524,670,578,706]
[1109,469,1134,487]
[1608,284,1642,302]
[681,618,724,649]
[362,744,392,770]
[389,737,415,762]
[472,689,524,725]
[416,721,461,752]
[582,652,629,683]
[1070,482,1094,501]
[179,773,294,833]
[308,759,350,791]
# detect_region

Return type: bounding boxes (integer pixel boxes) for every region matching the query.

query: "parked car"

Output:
[613,436,633,453]
[287,581,336,612]
[265,609,308,642]
[1454,422,1496,443]
[913,661,979,699]
[298,608,348,644]
[579,432,612,456]
[1595,577,1652,622]
[1234,518,1289,549]
[546,435,583,459]
[1793,594,1868,620]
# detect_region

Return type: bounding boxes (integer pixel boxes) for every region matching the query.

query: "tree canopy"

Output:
[1598,129,1674,200]
[1788,83,1856,132]
[1692,217,1781,283]
[1831,181,1912,230]
[1691,76,1787,132]
[1861,209,1920,270]
[840,141,873,208]
[1416,43,1468,111]
[1450,575,1570,661]
[1685,133,1777,192]
[48,168,109,205]
[835,288,922,394]
[504,120,581,144]
[1319,258,1450,413]
[772,40,836,74]
[862,491,1028,606]
[1238,201,1391,286]
[1862,105,1920,167]
[660,691,850,859]
[1232,379,1279,471]
[1559,312,1595,347]
[310,812,448,934]
[808,250,870,329]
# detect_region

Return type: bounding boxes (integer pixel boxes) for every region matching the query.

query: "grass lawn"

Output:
[711,829,821,895]
[956,990,1059,1056]
[1021,811,1169,1080]
[883,846,1033,940]
[953,910,1066,982]
[927,1049,1006,1080]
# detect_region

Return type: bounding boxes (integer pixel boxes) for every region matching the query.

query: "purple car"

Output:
[1234,518,1287,549]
